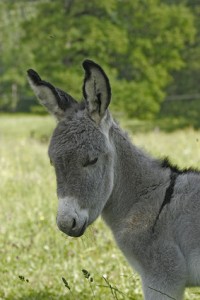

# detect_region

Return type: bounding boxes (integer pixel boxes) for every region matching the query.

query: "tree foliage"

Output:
[164,0,200,98]
[0,0,198,118]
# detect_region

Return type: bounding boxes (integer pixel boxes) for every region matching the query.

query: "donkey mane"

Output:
[160,157,200,174]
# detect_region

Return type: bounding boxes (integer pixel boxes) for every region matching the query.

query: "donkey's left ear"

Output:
[82,60,111,123]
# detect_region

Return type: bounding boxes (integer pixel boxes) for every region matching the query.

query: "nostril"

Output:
[72,218,76,230]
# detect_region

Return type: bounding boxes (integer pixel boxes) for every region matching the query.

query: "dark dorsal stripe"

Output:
[152,171,178,233]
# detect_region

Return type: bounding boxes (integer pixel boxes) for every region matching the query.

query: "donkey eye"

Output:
[83,157,98,167]
[50,159,53,166]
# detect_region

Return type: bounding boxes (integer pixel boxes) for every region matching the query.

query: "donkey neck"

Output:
[102,123,170,229]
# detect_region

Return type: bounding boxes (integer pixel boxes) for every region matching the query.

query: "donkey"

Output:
[28,60,200,300]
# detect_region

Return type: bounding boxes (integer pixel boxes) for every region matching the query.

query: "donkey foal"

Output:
[28,60,200,300]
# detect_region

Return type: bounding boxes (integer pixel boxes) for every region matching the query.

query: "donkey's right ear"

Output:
[27,69,77,120]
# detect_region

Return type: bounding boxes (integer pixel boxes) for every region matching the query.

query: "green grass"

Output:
[1,114,200,300]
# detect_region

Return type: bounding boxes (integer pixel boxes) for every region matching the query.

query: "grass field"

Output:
[1,114,200,300]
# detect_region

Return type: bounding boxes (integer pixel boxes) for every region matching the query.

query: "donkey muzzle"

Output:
[57,197,88,237]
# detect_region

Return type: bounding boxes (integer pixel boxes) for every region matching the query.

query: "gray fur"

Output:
[28,60,200,300]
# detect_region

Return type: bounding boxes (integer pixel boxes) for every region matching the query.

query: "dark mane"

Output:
[161,157,200,175]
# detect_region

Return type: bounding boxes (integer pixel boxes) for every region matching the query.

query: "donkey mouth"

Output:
[68,219,88,238]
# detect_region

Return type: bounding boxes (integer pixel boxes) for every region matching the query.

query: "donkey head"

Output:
[27,60,115,237]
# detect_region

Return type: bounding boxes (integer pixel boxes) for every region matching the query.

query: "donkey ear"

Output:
[82,60,111,123]
[27,69,77,120]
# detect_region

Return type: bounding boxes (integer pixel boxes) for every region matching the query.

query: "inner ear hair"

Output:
[82,60,111,123]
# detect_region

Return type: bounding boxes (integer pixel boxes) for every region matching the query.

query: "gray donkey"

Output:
[28,60,200,300]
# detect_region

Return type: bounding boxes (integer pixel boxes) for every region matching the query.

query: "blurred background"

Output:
[1,1,200,300]
[0,0,200,128]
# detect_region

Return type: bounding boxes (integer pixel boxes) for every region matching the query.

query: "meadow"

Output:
[1,114,200,300]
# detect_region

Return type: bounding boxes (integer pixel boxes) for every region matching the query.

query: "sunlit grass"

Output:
[1,114,200,299]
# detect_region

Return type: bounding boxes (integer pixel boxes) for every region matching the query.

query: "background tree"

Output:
[165,0,200,97]
[0,1,37,111]
[0,0,197,119]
